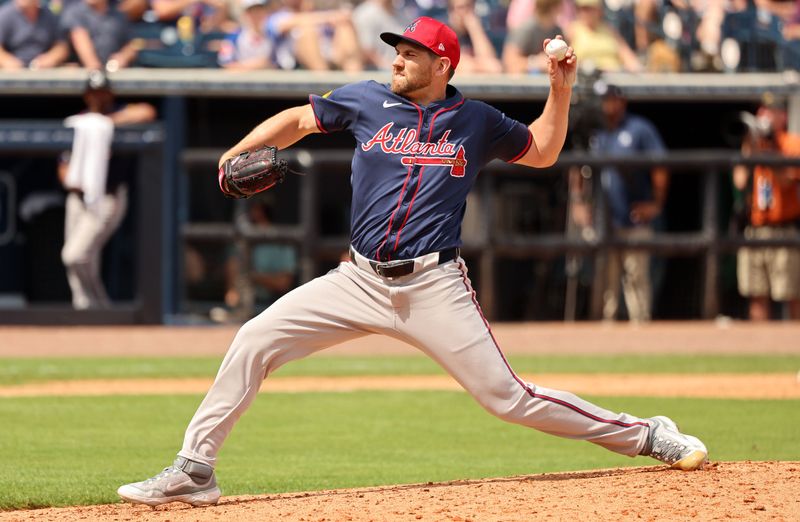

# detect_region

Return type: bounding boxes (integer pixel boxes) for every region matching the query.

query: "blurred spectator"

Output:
[570,84,669,322]
[502,0,562,74]
[633,0,657,55]
[265,0,363,72]
[59,70,156,309]
[150,0,231,33]
[0,0,69,69]
[630,0,680,72]
[218,199,297,320]
[117,0,149,21]
[217,0,273,69]
[61,0,138,69]
[733,94,800,320]
[446,0,502,73]
[506,0,575,31]
[678,0,725,64]
[407,0,447,18]
[783,3,800,37]
[51,0,148,21]
[781,0,800,43]
[763,0,795,21]
[719,0,788,71]
[565,0,642,72]
[352,0,411,70]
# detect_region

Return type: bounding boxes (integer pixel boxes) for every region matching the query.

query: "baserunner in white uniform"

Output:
[118,18,708,507]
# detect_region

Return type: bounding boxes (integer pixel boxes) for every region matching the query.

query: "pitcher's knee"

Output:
[476,383,530,423]
[226,313,289,368]
[484,401,524,423]
[229,318,271,356]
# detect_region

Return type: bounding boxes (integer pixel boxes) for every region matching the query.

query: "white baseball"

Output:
[545,39,568,61]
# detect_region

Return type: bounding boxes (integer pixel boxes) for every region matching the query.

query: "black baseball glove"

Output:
[218,146,289,199]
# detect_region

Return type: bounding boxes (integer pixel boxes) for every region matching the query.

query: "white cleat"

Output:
[643,416,708,471]
[117,457,221,507]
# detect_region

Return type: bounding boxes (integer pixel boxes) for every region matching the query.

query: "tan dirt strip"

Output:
[2,321,800,357]
[0,373,798,399]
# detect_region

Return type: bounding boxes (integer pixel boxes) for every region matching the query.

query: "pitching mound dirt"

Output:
[2,461,796,521]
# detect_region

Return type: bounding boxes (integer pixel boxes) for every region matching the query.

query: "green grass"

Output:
[1,353,797,510]
[0,391,798,510]
[0,354,798,385]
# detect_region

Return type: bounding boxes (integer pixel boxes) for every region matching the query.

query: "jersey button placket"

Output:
[420,111,430,139]
[386,110,430,260]
[387,166,419,255]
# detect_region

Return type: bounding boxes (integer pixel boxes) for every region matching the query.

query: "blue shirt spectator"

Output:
[60,0,137,69]
[223,201,297,314]
[218,0,272,69]
[0,0,68,69]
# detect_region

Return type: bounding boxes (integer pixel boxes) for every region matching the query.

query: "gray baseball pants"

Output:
[179,256,651,467]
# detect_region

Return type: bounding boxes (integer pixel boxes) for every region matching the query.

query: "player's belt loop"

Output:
[349,246,460,279]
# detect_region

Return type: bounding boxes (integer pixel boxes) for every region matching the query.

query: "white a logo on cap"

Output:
[438,43,445,51]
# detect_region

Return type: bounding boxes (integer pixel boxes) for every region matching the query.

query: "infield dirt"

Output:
[1,461,798,522]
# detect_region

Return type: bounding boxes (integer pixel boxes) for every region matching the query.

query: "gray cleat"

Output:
[117,456,221,507]
[642,415,708,471]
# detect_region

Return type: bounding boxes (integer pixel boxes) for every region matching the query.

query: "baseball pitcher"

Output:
[118,17,708,507]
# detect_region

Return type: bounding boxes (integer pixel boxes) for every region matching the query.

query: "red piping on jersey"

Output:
[376,101,424,261]
[308,95,328,134]
[390,99,466,254]
[455,261,650,430]
[507,130,533,163]
[391,166,425,251]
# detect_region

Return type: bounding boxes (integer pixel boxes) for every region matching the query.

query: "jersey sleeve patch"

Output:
[308,82,365,134]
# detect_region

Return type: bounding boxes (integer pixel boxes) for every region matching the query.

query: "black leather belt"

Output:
[350,247,460,278]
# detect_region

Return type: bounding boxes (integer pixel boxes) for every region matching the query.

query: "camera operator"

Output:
[733,93,800,321]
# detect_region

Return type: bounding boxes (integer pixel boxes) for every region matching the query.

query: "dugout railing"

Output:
[181,148,800,322]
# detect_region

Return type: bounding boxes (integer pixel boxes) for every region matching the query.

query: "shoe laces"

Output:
[650,432,690,464]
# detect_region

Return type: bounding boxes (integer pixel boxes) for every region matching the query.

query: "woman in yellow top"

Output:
[566,0,642,72]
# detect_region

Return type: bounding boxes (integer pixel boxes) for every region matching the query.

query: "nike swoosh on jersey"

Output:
[383,101,403,108]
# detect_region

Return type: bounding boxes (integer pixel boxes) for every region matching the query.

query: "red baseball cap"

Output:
[381,17,461,70]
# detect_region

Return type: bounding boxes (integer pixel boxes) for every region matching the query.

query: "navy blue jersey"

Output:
[310,80,532,261]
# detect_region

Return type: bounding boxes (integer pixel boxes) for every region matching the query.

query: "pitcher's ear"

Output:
[437,57,452,77]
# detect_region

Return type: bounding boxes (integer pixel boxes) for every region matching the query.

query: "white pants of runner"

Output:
[179,257,651,467]
[61,186,128,310]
